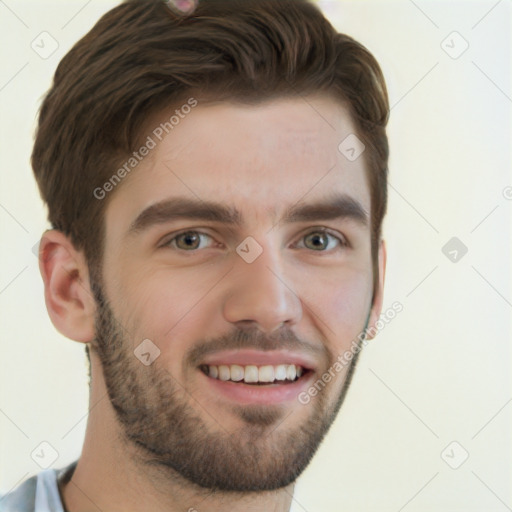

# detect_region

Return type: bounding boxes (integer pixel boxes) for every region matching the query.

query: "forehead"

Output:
[104,95,371,234]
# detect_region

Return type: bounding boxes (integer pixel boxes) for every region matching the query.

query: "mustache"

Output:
[186,326,329,368]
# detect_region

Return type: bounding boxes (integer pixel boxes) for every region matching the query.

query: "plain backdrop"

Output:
[0,1,511,510]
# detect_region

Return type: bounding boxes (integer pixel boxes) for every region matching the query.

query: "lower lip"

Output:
[198,369,314,405]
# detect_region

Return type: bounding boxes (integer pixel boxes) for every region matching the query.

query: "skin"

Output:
[39,95,386,512]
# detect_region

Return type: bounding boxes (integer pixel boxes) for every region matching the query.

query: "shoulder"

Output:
[0,460,77,512]
[0,473,38,512]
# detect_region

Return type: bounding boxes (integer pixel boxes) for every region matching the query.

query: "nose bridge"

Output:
[222,235,303,333]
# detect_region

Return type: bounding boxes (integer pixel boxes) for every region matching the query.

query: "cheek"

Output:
[108,267,222,365]
[300,271,372,353]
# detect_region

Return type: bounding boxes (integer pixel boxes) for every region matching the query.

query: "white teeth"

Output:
[218,365,230,381]
[203,363,305,383]
[230,364,244,381]
[275,364,287,380]
[244,365,259,383]
[258,365,275,382]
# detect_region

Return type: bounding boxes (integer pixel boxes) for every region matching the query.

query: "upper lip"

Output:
[199,349,317,371]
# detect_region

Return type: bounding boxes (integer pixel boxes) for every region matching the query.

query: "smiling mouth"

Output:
[199,363,310,385]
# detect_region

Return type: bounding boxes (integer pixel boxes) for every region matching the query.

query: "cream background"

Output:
[0,1,510,510]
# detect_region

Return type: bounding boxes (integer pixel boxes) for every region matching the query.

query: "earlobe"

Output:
[365,239,387,341]
[39,230,96,343]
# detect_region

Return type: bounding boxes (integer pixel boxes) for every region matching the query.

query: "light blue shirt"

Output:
[0,461,77,512]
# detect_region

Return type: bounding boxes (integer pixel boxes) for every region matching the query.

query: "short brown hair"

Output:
[32,0,389,292]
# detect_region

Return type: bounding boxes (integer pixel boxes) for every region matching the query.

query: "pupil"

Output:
[181,232,198,248]
[309,233,326,250]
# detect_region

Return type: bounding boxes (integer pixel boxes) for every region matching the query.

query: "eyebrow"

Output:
[127,193,369,236]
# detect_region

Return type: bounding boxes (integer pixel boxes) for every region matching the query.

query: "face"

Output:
[91,95,380,491]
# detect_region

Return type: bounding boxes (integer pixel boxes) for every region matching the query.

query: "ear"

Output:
[365,239,387,340]
[38,230,96,343]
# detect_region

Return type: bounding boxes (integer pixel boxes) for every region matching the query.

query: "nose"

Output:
[222,239,303,335]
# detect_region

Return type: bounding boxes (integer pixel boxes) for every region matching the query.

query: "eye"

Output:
[296,229,348,252]
[160,228,348,253]
[163,230,215,251]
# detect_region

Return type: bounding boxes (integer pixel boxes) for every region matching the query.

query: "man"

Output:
[1,0,389,510]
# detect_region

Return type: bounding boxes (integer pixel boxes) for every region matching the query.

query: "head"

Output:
[34,0,389,493]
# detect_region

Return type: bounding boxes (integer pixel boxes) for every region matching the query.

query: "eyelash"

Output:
[160,228,348,253]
